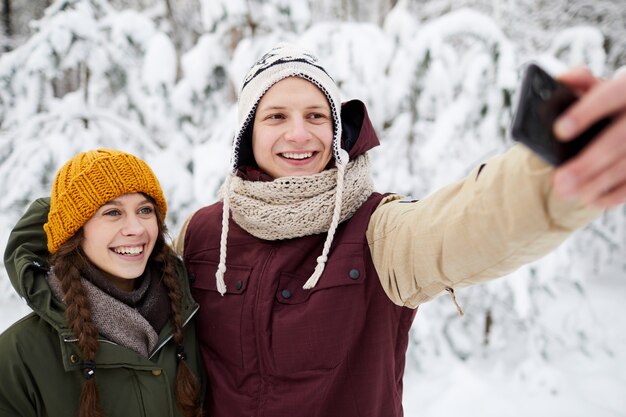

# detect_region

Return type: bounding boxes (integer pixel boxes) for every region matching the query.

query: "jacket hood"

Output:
[340,99,380,160]
[4,198,67,331]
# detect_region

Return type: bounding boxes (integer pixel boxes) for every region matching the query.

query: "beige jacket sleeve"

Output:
[366,144,601,309]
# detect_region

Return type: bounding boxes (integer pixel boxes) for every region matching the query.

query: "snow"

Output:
[200,0,248,32]
[403,266,626,416]
[0,1,624,416]
[0,297,30,332]
[142,32,177,90]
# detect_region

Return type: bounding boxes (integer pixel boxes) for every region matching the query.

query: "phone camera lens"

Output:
[539,89,551,100]
[532,76,551,101]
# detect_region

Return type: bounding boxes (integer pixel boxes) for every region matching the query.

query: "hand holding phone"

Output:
[510,63,611,166]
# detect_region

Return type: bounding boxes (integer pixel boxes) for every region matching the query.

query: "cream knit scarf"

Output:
[215,152,374,293]
[226,153,373,240]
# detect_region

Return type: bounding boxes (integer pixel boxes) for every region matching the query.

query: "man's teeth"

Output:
[113,246,143,255]
[282,152,313,160]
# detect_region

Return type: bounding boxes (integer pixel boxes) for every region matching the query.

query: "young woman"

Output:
[175,44,625,417]
[0,149,203,417]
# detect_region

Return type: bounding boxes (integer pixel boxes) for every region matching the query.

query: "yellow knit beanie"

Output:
[44,149,167,253]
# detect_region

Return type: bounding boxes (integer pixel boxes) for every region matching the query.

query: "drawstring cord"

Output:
[303,149,349,289]
[82,360,96,380]
[446,287,465,316]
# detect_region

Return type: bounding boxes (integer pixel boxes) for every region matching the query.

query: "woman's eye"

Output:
[103,209,121,217]
[138,206,154,216]
[268,113,284,120]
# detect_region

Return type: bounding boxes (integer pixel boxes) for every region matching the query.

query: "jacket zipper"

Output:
[253,244,279,417]
[149,303,199,359]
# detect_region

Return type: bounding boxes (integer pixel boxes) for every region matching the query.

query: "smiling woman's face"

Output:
[81,192,158,291]
[252,76,334,178]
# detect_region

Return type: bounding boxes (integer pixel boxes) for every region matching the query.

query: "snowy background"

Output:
[1,0,625,416]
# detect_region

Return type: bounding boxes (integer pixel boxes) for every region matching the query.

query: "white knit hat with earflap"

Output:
[215,43,350,295]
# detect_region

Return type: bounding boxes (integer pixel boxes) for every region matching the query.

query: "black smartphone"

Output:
[510,63,610,166]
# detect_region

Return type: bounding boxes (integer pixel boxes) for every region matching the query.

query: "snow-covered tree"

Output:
[0,2,625,415]
[375,7,516,198]
[0,0,195,267]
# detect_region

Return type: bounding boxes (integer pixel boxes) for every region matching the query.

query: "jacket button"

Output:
[152,369,162,376]
[236,280,243,290]
[70,354,79,364]
[281,289,292,299]
[188,273,196,283]
[349,269,360,280]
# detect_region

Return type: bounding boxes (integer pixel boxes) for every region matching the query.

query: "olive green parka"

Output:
[0,198,204,417]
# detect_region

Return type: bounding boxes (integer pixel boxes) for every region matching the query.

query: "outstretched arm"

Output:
[367,144,601,309]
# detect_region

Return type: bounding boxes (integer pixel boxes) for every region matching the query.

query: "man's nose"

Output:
[284,118,312,142]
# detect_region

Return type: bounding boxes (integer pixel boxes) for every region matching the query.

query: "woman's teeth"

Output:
[282,152,313,160]
[113,246,143,256]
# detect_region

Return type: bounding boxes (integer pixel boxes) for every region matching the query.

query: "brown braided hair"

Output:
[50,196,202,417]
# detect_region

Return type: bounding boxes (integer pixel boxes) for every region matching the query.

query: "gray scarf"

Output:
[47,266,170,357]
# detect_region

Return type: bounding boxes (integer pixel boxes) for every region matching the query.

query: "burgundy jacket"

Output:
[183,101,417,417]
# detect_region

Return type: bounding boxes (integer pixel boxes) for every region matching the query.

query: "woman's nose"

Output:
[121,214,145,235]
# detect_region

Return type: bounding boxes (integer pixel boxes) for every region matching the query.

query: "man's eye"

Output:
[308,113,328,120]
